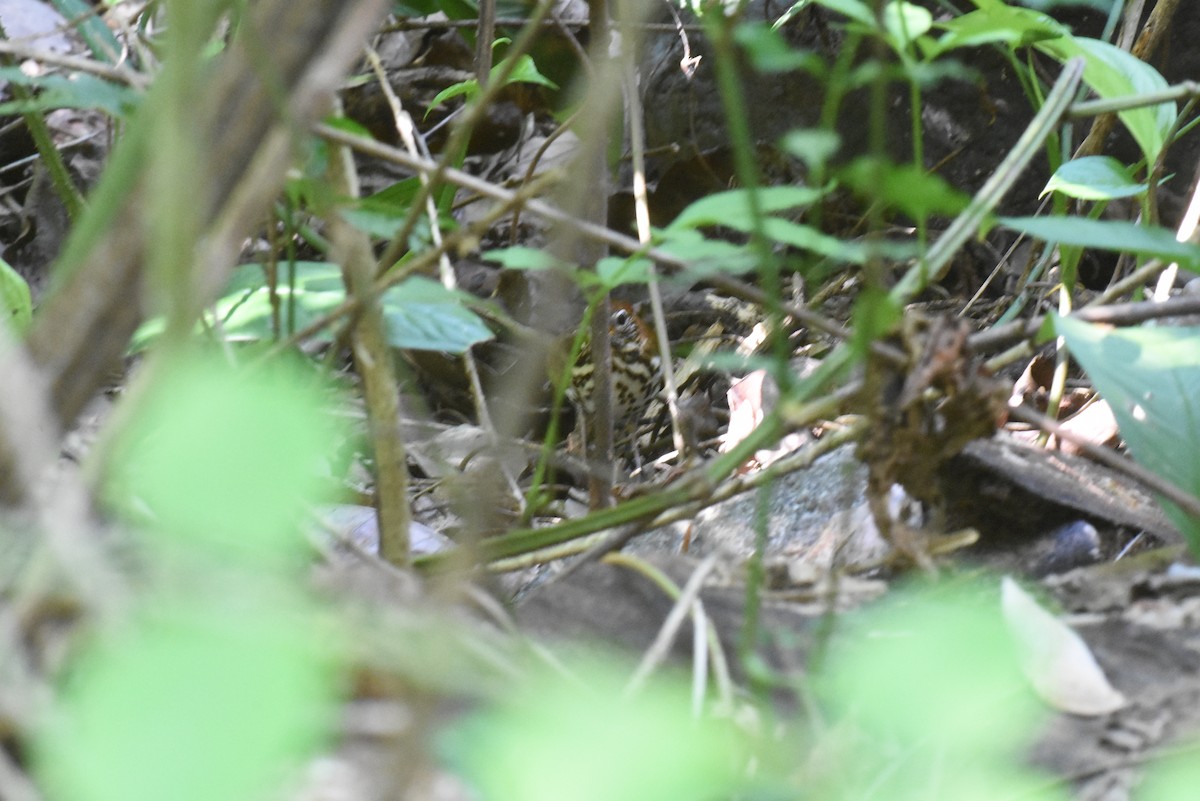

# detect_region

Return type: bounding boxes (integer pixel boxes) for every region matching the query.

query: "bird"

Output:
[566,301,662,448]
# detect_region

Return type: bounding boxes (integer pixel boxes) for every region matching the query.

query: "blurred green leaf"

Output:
[882,1,933,48]
[0,256,31,333]
[1055,316,1200,548]
[0,68,139,117]
[817,580,1059,801]
[1043,156,1148,200]
[428,49,556,115]
[798,0,877,28]
[443,661,745,801]
[668,185,826,231]
[734,21,817,73]
[483,246,569,270]
[842,157,969,218]
[778,128,841,171]
[37,600,335,801]
[107,354,343,566]
[850,286,901,359]
[999,216,1200,268]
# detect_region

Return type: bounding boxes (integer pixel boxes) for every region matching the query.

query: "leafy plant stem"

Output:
[699,6,792,394]
[890,57,1086,303]
[377,0,557,275]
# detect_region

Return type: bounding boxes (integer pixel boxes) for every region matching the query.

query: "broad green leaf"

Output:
[483,246,569,270]
[1043,156,1148,200]
[882,1,933,48]
[502,53,558,90]
[668,185,826,230]
[0,257,31,333]
[1055,316,1200,548]
[656,229,760,276]
[759,217,874,262]
[734,22,817,73]
[816,581,1053,801]
[778,128,841,170]
[382,276,494,352]
[443,660,745,801]
[594,256,655,288]
[999,216,1200,268]
[0,68,139,117]
[106,355,342,566]
[187,264,493,353]
[37,600,336,801]
[1037,36,1174,164]
[842,157,969,218]
[932,3,1065,55]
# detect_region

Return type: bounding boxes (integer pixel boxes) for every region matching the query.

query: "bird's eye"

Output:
[613,308,630,326]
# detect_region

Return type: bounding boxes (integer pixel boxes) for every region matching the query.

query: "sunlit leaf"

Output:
[931,2,1066,55]
[999,216,1200,268]
[0,256,31,333]
[1043,156,1148,200]
[1055,316,1200,548]
[1037,36,1174,164]
[882,1,933,48]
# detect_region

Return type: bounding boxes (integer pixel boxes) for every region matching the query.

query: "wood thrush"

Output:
[566,302,662,445]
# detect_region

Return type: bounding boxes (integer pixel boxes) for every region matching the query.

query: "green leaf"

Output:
[795,0,877,28]
[1055,316,1200,548]
[0,68,139,117]
[428,50,557,116]
[106,355,343,566]
[483,246,569,270]
[428,78,479,116]
[0,257,31,333]
[842,157,970,218]
[668,185,826,230]
[931,3,1066,56]
[1043,156,1148,200]
[734,22,817,73]
[382,276,494,352]
[595,255,654,288]
[1037,36,1174,164]
[882,1,933,48]
[999,216,1200,268]
[778,128,841,171]
[37,601,336,801]
[818,581,1049,800]
[443,660,745,801]
[850,286,901,359]
[656,229,760,277]
[502,53,558,90]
